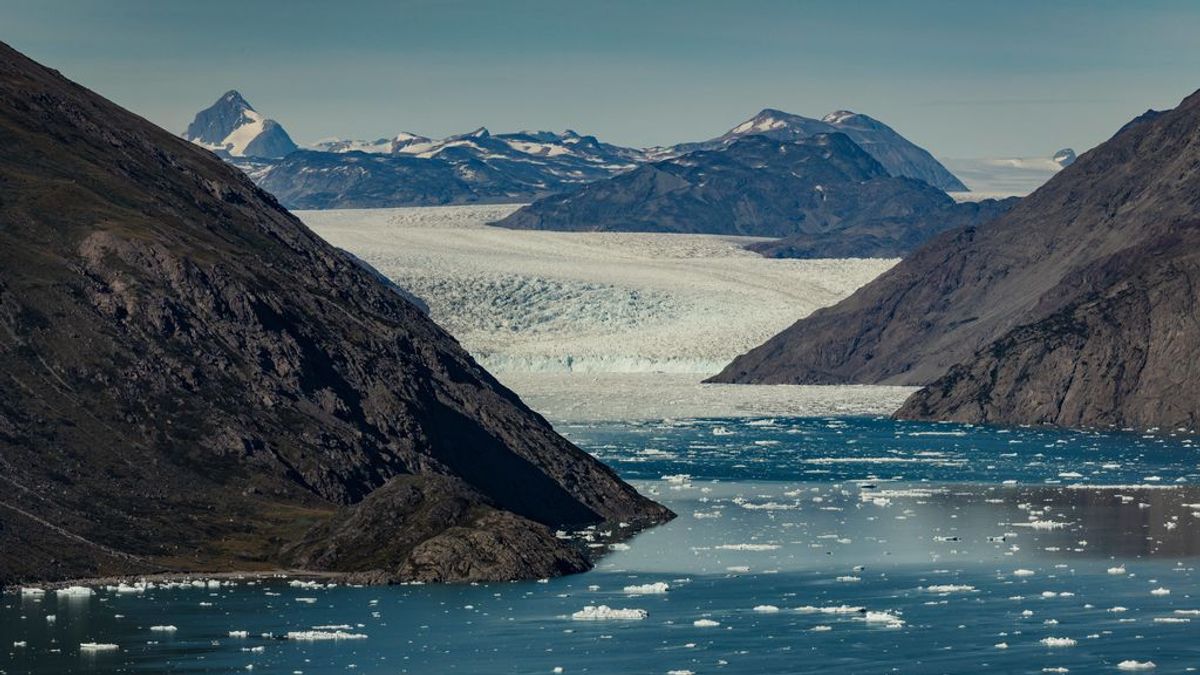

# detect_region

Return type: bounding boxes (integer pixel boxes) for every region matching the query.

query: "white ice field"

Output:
[299,205,914,421]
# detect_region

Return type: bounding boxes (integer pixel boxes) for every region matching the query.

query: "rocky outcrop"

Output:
[0,42,670,586]
[711,89,1200,430]
[496,134,1011,258]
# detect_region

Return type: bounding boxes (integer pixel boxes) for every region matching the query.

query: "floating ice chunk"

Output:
[56,586,95,598]
[285,631,367,641]
[80,642,119,652]
[1013,569,1036,577]
[1117,661,1157,671]
[571,605,647,620]
[1014,520,1070,530]
[20,587,45,596]
[693,619,720,627]
[753,605,780,613]
[810,625,832,631]
[229,630,249,638]
[1150,587,1170,596]
[623,582,669,595]
[863,611,904,627]
[667,671,696,675]
[149,625,177,633]
[795,605,864,614]
[1039,637,1077,647]
[836,576,861,582]
[924,585,976,593]
[1108,566,1127,575]
[715,543,779,551]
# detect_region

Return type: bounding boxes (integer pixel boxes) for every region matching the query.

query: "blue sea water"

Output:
[4,417,1200,673]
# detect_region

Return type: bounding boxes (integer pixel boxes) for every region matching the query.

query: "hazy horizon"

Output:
[5,0,1199,158]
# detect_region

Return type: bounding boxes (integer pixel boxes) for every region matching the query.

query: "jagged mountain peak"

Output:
[184,90,297,159]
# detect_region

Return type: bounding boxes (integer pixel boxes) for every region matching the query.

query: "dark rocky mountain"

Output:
[183,90,298,158]
[711,90,1200,431]
[0,42,670,587]
[651,108,968,192]
[495,134,1012,258]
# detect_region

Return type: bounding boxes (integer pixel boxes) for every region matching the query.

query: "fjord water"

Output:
[4,418,1199,673]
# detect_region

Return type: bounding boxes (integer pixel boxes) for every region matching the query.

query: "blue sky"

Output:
[4,0,1198,157]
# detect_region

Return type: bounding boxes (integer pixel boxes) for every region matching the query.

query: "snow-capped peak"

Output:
[184,90,296,158]
[731,109,792,135]
[1052,148,1076,167]
[822,110,859,125]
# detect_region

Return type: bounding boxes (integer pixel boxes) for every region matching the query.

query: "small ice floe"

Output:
[80,642,120,652]
[20,587,46,597]
[715,543,779,551]
[667,670,695,675]
[311,625,354,630]
[1152,617,1189,623]
[923,585,976,593]
[836,576,861,583]
[295,597,318,604]
[1039,637,1077,647]
[994,642,1008,649]
[1108,565,1127,575]
[228,630,249,638]
[609,543,631,551]
[692,619,720,627]
[13,641,27,647]
[1150,587,1170,596]
[56,586,95,598]
[571,606,647,621]
[1013,569,1036,576]
[623,582,669,595]
[753,605,781,613]
[149,625,177,633]
[863,611,904,628]
[1108,607,1128,613]
[285,631,367,641]
[1014,520,1070,530]
[810,625,832,632]
[1117,660,1157,671]
[795,605,864,615]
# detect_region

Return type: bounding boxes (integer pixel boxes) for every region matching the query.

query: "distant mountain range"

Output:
[496,133,1014,258]
[942,148,1075,197]
[182,91,974,212]
[711,92,1200,431]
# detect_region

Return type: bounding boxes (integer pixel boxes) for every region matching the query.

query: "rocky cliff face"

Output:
[495,134,1010,258]
[711,89,1200,431]
[0,42,670,586]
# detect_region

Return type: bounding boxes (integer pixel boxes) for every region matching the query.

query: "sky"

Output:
[4,0,1199,158]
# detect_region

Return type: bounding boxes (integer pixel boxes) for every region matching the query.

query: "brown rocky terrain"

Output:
[711,90,1200,430]
[0,42,670,587]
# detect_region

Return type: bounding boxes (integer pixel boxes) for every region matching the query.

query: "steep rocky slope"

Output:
[496,134,1010,258]
[0,42,670,586]
[711,90,1200,430]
